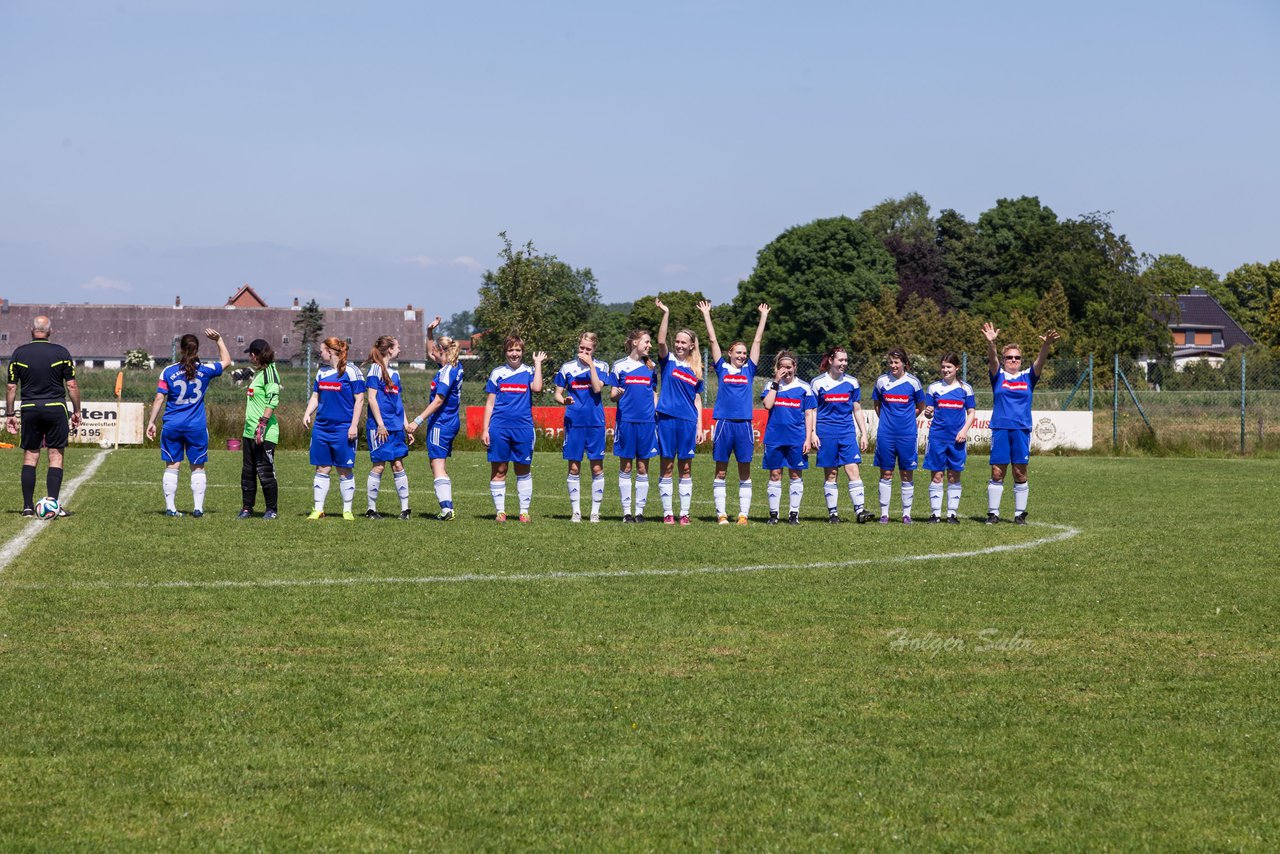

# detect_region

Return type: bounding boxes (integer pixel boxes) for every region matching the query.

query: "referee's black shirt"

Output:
[7,339,76,403]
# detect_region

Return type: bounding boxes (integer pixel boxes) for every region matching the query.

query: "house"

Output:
[1165,287,1255,369]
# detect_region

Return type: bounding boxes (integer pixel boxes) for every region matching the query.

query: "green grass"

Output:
[1,449,1277,850]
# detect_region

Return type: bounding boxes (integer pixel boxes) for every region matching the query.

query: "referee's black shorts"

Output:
[20,402,70,451]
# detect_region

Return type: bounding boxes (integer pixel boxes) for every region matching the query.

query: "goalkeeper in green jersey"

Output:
[238,339,281,519]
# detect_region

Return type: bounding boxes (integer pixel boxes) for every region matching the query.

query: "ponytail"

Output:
[367,335,396,381]
[323,336,349,374]
[178,333,200,381]
[819,346,847,374]
[437,335,460,367]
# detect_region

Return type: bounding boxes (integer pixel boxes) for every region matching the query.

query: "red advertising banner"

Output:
[465,407,770,445]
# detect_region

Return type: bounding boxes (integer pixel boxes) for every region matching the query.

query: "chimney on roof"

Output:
[1188,286,1209,296]
[343,298,352,312]
[174,295,181,309]
[1,297,9,314]
[292,297,300,310]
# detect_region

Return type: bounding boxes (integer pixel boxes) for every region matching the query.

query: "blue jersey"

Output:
[157,362,223,431]
[926,380,976,438]
[990,367,1038,429]
[313,364,366,432]
[365,362,405,425]
[428,363,463,432]
[555,358,609,428]
[656,353,704,421]
[486,363,536,429]
[611,357,657,423]
[873,372,924,439]
[762,379,815,446]
[810,372,861,437]
[712,357,756,420]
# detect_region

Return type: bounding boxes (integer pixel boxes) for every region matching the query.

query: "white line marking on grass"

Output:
[2,521,1080,591]
[0,449,112,574]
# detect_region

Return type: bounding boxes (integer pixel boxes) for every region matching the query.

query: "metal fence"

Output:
[67,350,1280,454]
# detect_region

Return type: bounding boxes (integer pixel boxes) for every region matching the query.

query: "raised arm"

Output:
[750,304,770,365]
[655,298,670,359]
[696,300,721,363]
[531,352,546,393]
[983,322,1001,375]
[426,316,444,365]
[205,328,232,370]
[1033,329,1060,376]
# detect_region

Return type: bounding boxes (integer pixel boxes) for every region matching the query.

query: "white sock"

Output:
[788,478,803,515]
[313,472,330,512]
[635,474,650,513]
[947,482,962,517]
[901,482,914,517]
[394,470,409,511]
[567,473,581,515]
[659,477,673,515]
[823,480,839,512]
[190,470,206,512]
[1014,481,1028,514]
[618,472,633,515]
[434,477,453,509]
[767,480,782,514]
[517,473,533,513]
[366,471,381,510]
[590,474,604,517]
[879,479,892,515]
[738,480,752,516]
[713,478,727,517]
[848,479,865,512]
[678,477,692,516]
[339,475,355,511]
[490,479,507,514]
[929,481,944,517]
[163,468,179,512]
[988,480,1004,515]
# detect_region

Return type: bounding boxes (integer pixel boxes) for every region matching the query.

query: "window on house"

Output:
[1194,331,1213,346]
[345,337,352,344]
[236,336,245,344]
[1172,331,1185,346]
[282,335,290,345]
[0,333,7,342]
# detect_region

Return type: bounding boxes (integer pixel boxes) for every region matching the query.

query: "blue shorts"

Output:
[426,422,457,459]
[311,430,357,468]
[161,425,209,465]
[989,428,1031,466]
[488,423,534,465]
[656,413,698,460]
[924,438,968,472]
[712,420,755,463]
[815,430,860,468]
[614,421,658,460]
[873,433,918,471]
[563,424,605,461]
[368,427,410,463]
[762,444,808,471]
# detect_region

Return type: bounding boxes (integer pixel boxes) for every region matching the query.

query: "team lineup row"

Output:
[140,299,1060,526]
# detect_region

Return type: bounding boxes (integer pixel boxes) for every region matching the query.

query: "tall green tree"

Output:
[1223,261,1280,342]
[473,233,601,360]
[626,290,709,342]
[859,192,948,308]
[291,299,325,365]
[727,216,896,352]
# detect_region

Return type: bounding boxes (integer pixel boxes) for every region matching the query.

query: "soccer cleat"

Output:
[437,507,455,522]
[766,512,779,525]
[191,509,204,519]
[237,508,253,520]
[364,509,382,520]
[571,512,582,523]
[519,513,531,523]
[342,511,356,521]
[946,514,959,525]
[398,509,412,520]
[902,515,913,525]
[879,515,890,525]
[856,510,876,524]
[736,514,749,526]
[717,514,730,525]
[166,509,185,518]
[634,513,646,524]
[679,514,690,526]
[307,510,325,520]
[263,510,278,520]
[21,508,35,518]
[663,514,675,525]
[622,513,635,523]
[56,507,72,518]
[827,513,842,524]
[787,512,800,525]
[1014,512,1028,526]
[986,513,1000,525]
[495,512,507,523]
[589,513,600,523]
[927,514,941,524]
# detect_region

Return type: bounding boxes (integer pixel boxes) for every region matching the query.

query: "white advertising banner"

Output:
[861,409,1093,451]
[73,402,145,445]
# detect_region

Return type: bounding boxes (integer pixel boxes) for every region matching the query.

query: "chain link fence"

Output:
[65,349,1280,454]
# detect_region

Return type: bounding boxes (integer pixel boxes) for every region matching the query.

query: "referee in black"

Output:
[4,316,82,517]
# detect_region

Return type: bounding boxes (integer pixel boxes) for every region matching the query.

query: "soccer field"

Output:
[1,449,1276,850]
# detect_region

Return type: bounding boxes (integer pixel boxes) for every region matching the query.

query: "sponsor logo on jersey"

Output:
[430,381,437,393]
[882,393,912,404]
[1002,381,1029,391]
[499,383,529,393]
[774,396,802,408]
[722,374,749,385]
[570,379,592,390]
[318,381,343,391]
[246,387,255,398]
[937,398,965,409]
[672,369,699,386]
[823,393,851,402]
[624,375,652,386]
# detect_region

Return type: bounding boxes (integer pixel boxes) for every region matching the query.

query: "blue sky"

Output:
[2,0,1277,318]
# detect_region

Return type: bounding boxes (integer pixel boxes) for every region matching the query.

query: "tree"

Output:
[626,290,709,342]
[727,216,897,352]
[1077,273,1175,359]
[473,233,601,360]
[859,193,949,309]
[1139,253,1230,311]
[1264,289,1280,353]
[439,309,476,340]
[291,299,325,363]
[1223,261,1280,342]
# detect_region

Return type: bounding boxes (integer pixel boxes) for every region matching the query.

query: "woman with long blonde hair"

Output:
[554,331,610,522]
[408,332,464,520]
[609,328,659,522]
[302,337,366,520]
[654,298,705,525]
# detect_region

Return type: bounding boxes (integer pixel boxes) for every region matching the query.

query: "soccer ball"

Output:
[34,497,60,520]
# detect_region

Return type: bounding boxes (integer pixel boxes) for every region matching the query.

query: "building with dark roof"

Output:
[0,289,428,369]
[1165,286,1255,368]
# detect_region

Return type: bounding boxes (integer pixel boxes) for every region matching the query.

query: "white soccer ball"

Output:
[34,496,60,520]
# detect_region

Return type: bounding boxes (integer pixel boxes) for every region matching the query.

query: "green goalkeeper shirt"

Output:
[242,364,281,443]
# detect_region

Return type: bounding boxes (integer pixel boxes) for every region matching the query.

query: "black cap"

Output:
[244,339,270,356]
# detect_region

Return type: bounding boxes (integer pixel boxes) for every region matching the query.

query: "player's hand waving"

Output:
[982,322,999,342]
